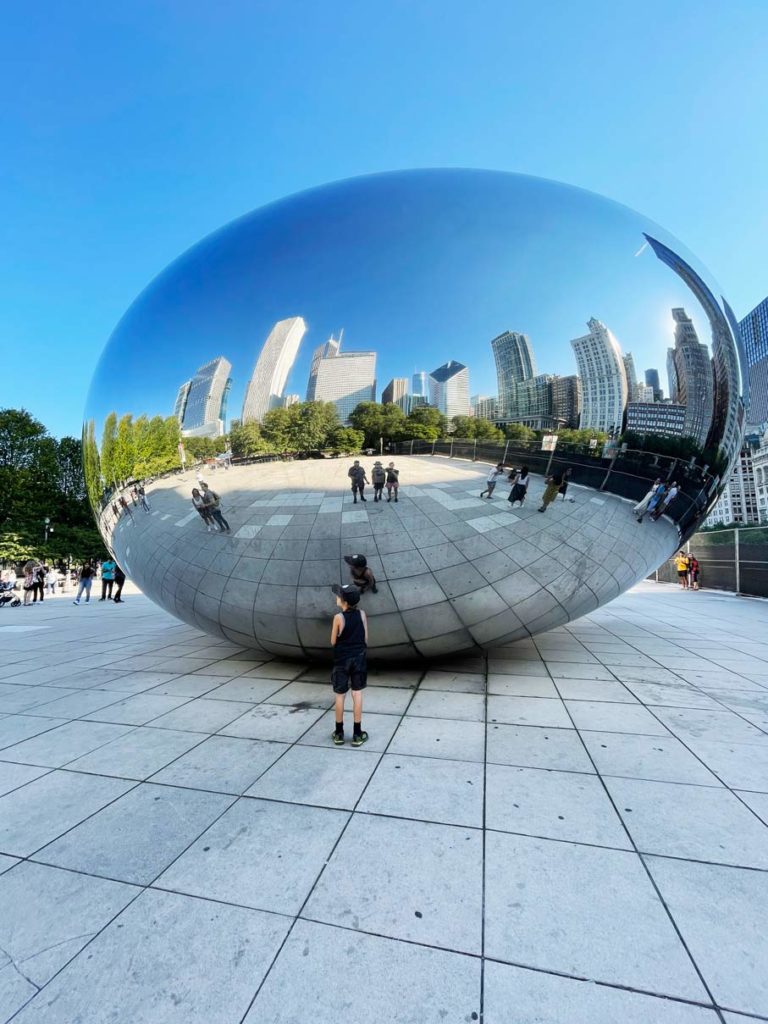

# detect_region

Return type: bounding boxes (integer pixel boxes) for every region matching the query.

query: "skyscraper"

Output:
[491,331,537,417]
[471,395,498,421]
[412,371,428,398]
[570,318,628,434]
[173,380,192,424]
[311,339,376,424]
[241,317,306,424]
[666,307,714,448]
[429,361,470,421]
[180,356,233,438]
[623,353,638,400]
[645,368,663,402]
[739,296,768,426]
[306,336,341,401]
[551,375,582,429]
[382,378,409,405]
[509,374,555,429]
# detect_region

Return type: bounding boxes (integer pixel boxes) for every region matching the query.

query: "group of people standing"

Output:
[633,479,680,523]
[480,463,572,512]
[348,461,400,503]
[674,551,701,590]
[191,482,231,533]
[72,559,126,605]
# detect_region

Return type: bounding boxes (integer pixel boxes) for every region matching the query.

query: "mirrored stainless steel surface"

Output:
[84,170,745,658]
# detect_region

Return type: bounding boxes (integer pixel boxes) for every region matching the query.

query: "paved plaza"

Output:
[1,582,767,1022]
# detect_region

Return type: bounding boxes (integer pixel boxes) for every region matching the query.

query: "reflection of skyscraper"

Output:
[382,378,409,405]
[623,353,638,400]
[174,380,192,424]
[181,357,233,438]
[312,338,376,424]
[241,317,306,424]
[551,375,582,429]
[570,318,628,434]
[645,368,663,402]
[667,307,714,448]
[491,331,537,417]
[471,395,498,420]
[511,374,554,429]
[626,401,686,439]
[429,361,470,420]
[739,296,768,426]
[412,371,428,398]
[306,336,341,401]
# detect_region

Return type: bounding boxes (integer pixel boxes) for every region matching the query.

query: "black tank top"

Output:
[335,608,366,657]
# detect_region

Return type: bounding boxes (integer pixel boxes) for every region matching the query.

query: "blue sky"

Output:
[2,0,767,438]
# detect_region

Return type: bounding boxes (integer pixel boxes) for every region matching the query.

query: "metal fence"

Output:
[653,526,768,598]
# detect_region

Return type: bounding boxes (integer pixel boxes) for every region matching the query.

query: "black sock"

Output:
[353,722,362,736]
[334,721,344,734]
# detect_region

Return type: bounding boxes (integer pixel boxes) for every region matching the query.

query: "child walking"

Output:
[330,583,369,747]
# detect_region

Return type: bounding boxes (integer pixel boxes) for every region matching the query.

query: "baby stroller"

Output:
[0,581,21,607]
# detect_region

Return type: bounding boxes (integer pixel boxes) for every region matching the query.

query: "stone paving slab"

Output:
[1,581,767,1021]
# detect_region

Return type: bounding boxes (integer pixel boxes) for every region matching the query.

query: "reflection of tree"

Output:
[450,416,504,441]
[82,419,102,512]
[93,411,182,490]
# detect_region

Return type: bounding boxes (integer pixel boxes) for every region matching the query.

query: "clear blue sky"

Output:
[2,0,767,438]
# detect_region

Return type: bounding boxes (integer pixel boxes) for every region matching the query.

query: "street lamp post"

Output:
[44,517,53,547]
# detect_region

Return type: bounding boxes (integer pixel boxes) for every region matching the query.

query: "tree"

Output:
[450,416,504,441]
[503,423,537,443]
[329,427,364,453]
[261,407,295,450]
[405,404,447,438]
[230,421,269,457]
[100,412,118,484]
[112,414,135,482]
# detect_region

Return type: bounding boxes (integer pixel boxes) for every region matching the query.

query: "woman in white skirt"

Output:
[633,479,662,521]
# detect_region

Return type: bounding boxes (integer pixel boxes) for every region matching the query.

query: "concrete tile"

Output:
[736,789,768,823]
[605,776,768,868]
[359,753,484,827]
[484,961,718,1023]
[36,782,233,884]
[83,692,192,725]
[300,710,402,752]
[0,853,19,874]
[0,861,136,1021]
[219,703,324,742]
[420,670,486,694]
[30,688,127,719]
[244,919,480,1023]
[264,680,335,709]
[488,674,558,697]
[488,695,572,728]
[485,831,707,1000]
[389,716,486,762]
[0,714,68,750]
[648,856,768,1017]
[406,689,485,722]
[203,676,289,702]
[247,743,379,809]
[0,685,78,714]
[565,701,670,736]
[68,726,204,780]
[152,735,288,794]
[486,764,630,847]
[148,697,254,734]
[0,770,134,856]
[0,719,134,767]
[486,723,595,773]
[156,797,348,914]
[303,814,483,954]
[12,888,290,1024]
[652,707,768,744]
[144,674,229,696]
[581,731,722,785]
[0,760,49,796]
[548,663,616,680]
[554,678,638,702]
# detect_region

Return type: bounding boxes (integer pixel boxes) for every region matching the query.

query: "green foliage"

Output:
[621,430,702,460]
[502,422,537,443]
[349,402,407,447]
[260,401,341,452]
[328,427,365,454]
[229,421,269,458]
[183,436,222,460]
[555,428,608,446]
[450,416,504,441]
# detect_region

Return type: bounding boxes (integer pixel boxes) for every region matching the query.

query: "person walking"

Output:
[73,562,95,604]
[385,462,400,502]
[329,583,368,747]
[99,558,116,601]
[118,495,134,520]
[508,465,530,507]
[348,461,369,503]
[480,463,506,499]
[45,565,58,596]
[201,484,231,533]
[344,553,378,594]
[651,481,679,521]
[22,561,35,606]
[633,478,662,521]
[371,461,386,502]
[113,565,126,603]
[538,469,566,512]
[137,485,150,513]
[675,551,690,589]
[192,488,216,531]
[558,467,574,501]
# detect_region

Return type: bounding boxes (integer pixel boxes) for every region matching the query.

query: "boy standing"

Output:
[330,583,368,747]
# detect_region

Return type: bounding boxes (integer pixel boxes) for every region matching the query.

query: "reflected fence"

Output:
[389,437,720,541]
[653,526,768,599]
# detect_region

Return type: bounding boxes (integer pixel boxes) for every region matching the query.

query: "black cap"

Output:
[344,554,367,568]
[332,583,361,605]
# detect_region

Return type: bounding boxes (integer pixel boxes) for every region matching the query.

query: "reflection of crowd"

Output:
[191,483,231,533]
[633,479,679,524]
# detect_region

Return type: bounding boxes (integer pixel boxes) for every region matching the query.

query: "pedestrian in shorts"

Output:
[330,583,368,747]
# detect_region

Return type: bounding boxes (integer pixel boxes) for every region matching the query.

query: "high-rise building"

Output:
[412,371,428,398]
[551,375,582,429]
[241,317,306,424]
[382,378,409,405]
[739,296,768,427]
[491,331,537,417]
[173,380,192,424]
[507,374,555,429]
[752,426,768,523]
[429,360,470,421]
[634,384,655,404]
[311,339,376,424]
[666,307,714,448]
[283,394,300,408]
[471,395,498,421]
[180,356,232,438]
[623,353,638,399]
[705,445,759,527]
[570,318,628,434]
[645,368,663,402]
[306,336,341,401]
[626,402,686,439]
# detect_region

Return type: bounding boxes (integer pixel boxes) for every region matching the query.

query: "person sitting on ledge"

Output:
[344,553,378,594]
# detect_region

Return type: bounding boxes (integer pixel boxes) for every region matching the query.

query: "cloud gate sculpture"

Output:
[84,169,745,659]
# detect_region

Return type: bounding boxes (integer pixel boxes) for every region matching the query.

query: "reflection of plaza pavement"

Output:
[107,456,679,658]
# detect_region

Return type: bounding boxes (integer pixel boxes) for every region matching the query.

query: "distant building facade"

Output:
[623,353,638,400]
[180,356,232,438]
[645,367,663,402]
[752,428,768,523]
[411,371,428,398]
[570,318,628,434]
[471,395,498,421]
[382,378,409,405]
[491,331,537,418]
[306,336,341,402]
[173,380,192,424]
[551,375,581,429]
[626,401,686,439]
[311,341,376,425]
[705,445,759,527]
[429,360,470,421]
[241,317,306,424]
[666,307,714,448]
[739,296,768,427]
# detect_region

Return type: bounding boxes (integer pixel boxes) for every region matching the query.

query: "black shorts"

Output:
[331,653,368,694]
[678,570,688,579]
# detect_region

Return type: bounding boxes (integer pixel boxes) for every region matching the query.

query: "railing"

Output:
[388,437,719,540]
[653,526,768,598]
